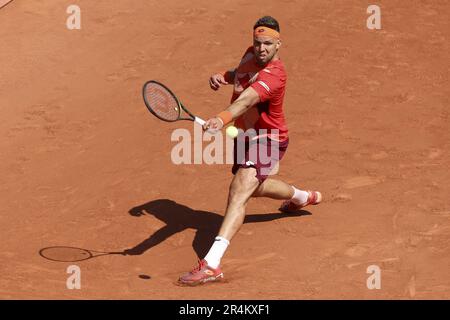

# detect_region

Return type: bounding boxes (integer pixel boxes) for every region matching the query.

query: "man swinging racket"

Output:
[178,16,322,286]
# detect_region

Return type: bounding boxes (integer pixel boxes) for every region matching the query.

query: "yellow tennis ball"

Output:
[226,125,239,138]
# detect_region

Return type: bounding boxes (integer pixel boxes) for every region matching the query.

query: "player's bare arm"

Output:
[203,87,260,131]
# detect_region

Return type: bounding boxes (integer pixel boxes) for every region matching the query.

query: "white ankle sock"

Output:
[204,236,230,269]
[291,186,309,205]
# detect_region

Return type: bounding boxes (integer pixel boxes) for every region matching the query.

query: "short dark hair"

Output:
[253,16,280,32]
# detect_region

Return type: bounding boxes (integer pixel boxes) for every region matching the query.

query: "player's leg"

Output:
[250,159,307,200]
[250,149,322,209]
[252,177,294,199]
[201,167,259,268]
[217,166,260,240]
[253,177,322,211]
[178,167,259,286]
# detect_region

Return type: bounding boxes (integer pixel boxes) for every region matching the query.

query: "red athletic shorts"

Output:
[232,136,289,183]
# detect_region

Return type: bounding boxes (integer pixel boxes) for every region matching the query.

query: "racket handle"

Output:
[194,117,206,126]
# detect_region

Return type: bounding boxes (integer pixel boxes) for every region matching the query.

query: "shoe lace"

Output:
[190,259,205,274]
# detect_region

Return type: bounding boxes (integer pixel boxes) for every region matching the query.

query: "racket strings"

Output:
[145,83,179,121]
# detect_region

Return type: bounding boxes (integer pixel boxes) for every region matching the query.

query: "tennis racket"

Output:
[142,80,206,126]
[39,246,125,262]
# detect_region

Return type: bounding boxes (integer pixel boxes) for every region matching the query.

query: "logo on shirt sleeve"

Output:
[257,81,271,93]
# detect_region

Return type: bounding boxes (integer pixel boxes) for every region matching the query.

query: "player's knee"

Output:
[228,184,247,206]
[229,181,253,205]
[228,168,259,203]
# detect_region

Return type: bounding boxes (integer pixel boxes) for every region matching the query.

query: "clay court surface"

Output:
[1,0,449,299]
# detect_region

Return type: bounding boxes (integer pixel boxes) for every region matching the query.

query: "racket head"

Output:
[142,80,183,122]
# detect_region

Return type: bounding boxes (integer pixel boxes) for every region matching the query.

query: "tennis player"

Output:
[178,16,322,286]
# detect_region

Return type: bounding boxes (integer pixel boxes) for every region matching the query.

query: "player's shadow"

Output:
[124,199,311,258]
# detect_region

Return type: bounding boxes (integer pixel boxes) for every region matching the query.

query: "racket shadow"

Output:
[39,246,125,262]
[125,199,311,259]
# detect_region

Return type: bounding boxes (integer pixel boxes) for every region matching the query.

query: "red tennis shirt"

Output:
[230,46,288,142]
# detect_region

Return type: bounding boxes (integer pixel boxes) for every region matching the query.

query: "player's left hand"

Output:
[203,117,223,133]
[209,73,228,91]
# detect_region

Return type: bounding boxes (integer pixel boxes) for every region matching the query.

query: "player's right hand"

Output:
[209,73,228,91]
[203,117,224,133]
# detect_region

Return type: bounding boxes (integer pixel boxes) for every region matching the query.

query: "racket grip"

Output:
[194,117,206,126]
